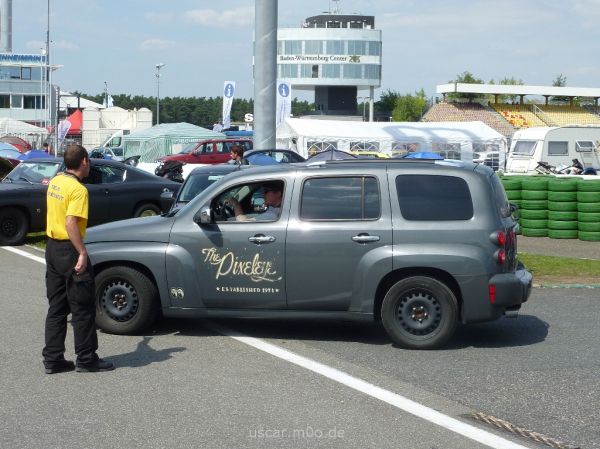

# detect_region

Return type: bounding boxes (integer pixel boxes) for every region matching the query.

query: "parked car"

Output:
[90,146,125,161]
[84,158,532,349]
[0,157,180,245]
[157,139,253,166]
[243,149,306,164]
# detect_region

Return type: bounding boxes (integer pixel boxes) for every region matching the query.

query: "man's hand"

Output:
[74,252,88,274]
[66,215,88,274]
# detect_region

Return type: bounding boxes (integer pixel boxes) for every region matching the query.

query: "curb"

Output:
[533,283,600,289]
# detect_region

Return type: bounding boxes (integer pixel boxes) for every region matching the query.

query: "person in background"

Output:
[43,144,114,374]
[229,145,245,165]
[42,142,50,154]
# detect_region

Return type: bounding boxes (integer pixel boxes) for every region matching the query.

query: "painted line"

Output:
[2,246,46,264]
[208,323,530,449]
[6,245,530,449]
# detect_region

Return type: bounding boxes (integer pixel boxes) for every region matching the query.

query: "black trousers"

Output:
[43,238,98,366]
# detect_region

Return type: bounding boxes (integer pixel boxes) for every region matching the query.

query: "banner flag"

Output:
[57,119,72,146]
[222,81,236,130]
[276,82,292,128]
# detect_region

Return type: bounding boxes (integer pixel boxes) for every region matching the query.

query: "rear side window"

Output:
[396,175,473,220]
[548,141,568,155]
[301,176,380,220]
[512,140,536,155]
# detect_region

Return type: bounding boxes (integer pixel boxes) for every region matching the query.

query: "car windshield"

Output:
[178,143,198,155]
[178,173,227,202]
[4,161,62,183]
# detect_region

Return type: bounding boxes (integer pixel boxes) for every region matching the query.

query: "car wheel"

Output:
[0,207,28,246]
[95,266,159,334]
[381,276,458,349]
[134,203,161,218]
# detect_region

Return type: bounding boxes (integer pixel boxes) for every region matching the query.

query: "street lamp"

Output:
[155,63,165,125]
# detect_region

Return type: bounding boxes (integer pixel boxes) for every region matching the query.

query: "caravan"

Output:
[506,125,600,174]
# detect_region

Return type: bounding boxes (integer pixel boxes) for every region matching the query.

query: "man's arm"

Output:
[66,215,87,274]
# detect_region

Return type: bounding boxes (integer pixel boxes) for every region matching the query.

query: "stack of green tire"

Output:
[577,179,600,242]
[519,176,549,237]
[500,176,522,233]
[546,178,579,239]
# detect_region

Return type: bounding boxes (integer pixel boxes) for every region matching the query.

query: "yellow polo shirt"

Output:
[46,173,89,240]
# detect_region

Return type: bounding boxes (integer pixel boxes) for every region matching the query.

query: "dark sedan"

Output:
[0,157,180,245]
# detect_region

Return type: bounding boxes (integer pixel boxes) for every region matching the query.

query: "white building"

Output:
[278,11,381,118]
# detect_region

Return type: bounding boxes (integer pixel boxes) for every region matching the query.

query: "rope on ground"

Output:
[469,412,580,449]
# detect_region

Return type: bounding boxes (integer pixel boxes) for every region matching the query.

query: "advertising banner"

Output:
[276,82,292,128]
[222,81,236,130]
[57,119,72,146]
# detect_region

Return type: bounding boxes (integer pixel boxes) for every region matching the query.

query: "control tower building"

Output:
[277,5,381,119]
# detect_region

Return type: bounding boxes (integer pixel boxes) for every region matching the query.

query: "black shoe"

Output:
[45,360,75,375]
[75,358,115,373]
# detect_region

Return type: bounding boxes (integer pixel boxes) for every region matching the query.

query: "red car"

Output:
[157,139,253,165]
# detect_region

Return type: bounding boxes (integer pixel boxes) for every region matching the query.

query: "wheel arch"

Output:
[373,267,463,322]
[0,205,32,244]
[93,260,162,305]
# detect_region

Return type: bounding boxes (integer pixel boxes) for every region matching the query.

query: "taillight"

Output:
[489,284,496,304]
[490,230,506,246]
[495,249,506,265]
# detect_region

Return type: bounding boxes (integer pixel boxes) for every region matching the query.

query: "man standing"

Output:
[43,144,114,374]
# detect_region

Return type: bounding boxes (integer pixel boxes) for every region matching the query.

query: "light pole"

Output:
[155,63,165,125]
[357,96,368,121]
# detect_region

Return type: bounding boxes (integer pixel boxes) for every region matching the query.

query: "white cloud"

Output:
[183,6,254,27]
[139,39,176,51]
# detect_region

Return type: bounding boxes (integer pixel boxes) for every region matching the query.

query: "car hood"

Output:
[85,215,175,244]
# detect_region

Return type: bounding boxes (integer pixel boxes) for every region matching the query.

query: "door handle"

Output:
[351,233,380,243]
[248,234,276,244]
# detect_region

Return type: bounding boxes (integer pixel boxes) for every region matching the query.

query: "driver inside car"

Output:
[226,181,283,222]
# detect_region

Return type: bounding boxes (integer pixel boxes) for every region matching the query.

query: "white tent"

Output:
[277,118,507,165]
[0,117,49,148]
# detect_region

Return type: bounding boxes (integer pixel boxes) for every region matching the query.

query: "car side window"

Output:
[216,142,228,154]
[395,174,473,220]
[83,165,125,184]
[212,180,284,222]
[300,176,380,220]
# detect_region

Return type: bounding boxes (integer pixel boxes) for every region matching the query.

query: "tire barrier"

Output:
[577,179,600,241]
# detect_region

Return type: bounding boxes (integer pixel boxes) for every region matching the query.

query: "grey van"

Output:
[85,159,532,349]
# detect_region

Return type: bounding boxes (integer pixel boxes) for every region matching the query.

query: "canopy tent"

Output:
[123,122,225,163]
[66,109,83,135]
[276,118,507,166]
[0,118,49,149]
[0,135,31,152]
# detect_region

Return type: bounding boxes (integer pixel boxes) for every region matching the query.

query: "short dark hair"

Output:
[42,142,49,147]
[263,181,283,192]
[230,145,244,158]
[63,144,89,170]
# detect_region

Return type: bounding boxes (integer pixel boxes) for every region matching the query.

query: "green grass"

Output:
[25,232,47,249]
[518,253,600,277]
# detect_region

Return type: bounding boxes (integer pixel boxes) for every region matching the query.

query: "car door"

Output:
[285,173,392,311]
[213,141,233,164]
[194,142,220,164]
[166,177,289,309]
[82,164,112,226]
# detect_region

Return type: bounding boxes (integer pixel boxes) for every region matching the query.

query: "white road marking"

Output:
[2,246,46,264]
[5,245,530,449]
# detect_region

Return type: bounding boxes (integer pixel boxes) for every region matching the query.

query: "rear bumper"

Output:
[489,263,533,308]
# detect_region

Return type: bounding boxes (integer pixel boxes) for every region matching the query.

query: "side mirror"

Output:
[194,205,213,225]
[160,190,174,212]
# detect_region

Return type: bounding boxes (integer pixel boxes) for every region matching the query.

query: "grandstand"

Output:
[421,102,516,139]
[427,83,600,136]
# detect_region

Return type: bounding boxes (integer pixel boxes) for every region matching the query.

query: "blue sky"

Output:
[12,0,600,101]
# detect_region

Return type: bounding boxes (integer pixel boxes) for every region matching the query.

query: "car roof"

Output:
[188,164,244,176]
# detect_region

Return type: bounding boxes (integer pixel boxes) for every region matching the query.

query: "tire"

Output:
[519,218,547,229]
[521,190,548,200]
[547,191,577,202]
[95,266,160,334]
[0,207,28,246]
[520,200,547,210]
[521,227,548,237]
[548,177,578,192]
[381,276,458,349]
[500,177,522,190]
[547,220,578,230]
[506,190,521,201]
[578,212,600,223]
[134,203,161,218]
[578,202,600,213]
[520,209,548,220]
[547,211,577,221]
[548,229,578,239]
[577,180,600,192]
[579,231,600,242]
[578,221,600,232]
[547,201,577,212]
[521,177,549,190]
[577,191,600,203]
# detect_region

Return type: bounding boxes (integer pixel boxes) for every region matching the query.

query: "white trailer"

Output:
[506,125,600,174]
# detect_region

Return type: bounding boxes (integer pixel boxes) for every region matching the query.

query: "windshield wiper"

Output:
[18,177,34,184]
